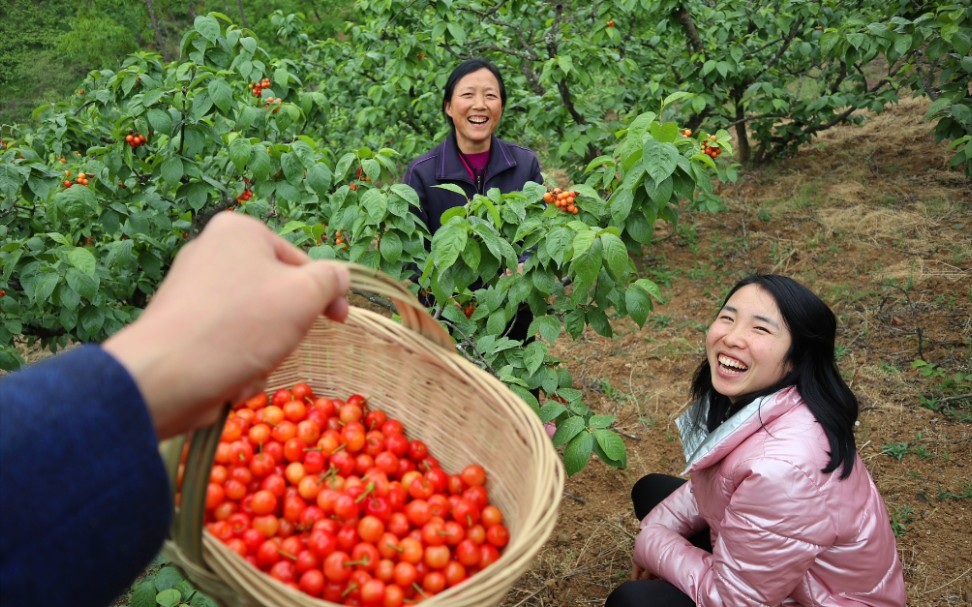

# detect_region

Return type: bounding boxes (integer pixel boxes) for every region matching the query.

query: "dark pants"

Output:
[604,474,712,607]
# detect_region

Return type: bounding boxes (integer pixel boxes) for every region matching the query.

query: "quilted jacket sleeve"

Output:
[402,158,432,234]
[633,480,707,573]
[636,458,836,607]
[0,345,172,607]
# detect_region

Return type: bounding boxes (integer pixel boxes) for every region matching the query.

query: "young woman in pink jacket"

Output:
[607,274,906,607]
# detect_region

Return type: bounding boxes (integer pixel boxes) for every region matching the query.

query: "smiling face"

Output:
[705,284,793,403]
[445,68,503,154]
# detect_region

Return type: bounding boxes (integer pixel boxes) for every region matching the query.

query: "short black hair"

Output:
[442,58,507,124]
[691,274,859,478]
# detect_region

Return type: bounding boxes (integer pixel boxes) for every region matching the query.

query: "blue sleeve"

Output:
[0,345,172,607]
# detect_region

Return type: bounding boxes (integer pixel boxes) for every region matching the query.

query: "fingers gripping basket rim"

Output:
[161,261,565,607]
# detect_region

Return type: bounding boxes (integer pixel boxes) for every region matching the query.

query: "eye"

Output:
[754,325,770,333]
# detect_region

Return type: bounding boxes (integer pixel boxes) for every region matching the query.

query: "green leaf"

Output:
[589,414,615,429]
[599,232,628,279]
[194,15,220,43]
[608,187,634,224]
[185,182,209,211]
[306,164,332,197]
[624,283,651,327]
[28,272,60,304]
[80,306,105,336]
[47,232,73,246]
[645,174,674,205]
[446,22,467,44]
[531,315,562,344]
[433,183,468,200]
[156,588,182,607]
[207,78,233,113]
[54,185,97,219]
[147,108,173,137]
[67,265,98,299]
[281,152,304,184]
[594,429,627,466]
[229,138,252,174]
[190,592,220,607]
[61,276,86,308]
[950,104,972,126]
[362,158,381,182]
[539,402,567,423]
[67,247,96,276]
[893,33,913,55]
[431,222,467,269]
[586,307,612,338]
[571,228,596,258]
[563,431,594,476]
[662,91,694,109]
[523,341,546,375]
[642,138,679,183]
[361,188,389,222]
[379,231,403,263]
[634,278,662,302]
[472,222,516,266]
[563,308,585,338]
[391,183,420,209]
[570,241,602,285]
[161,157,184,187]
[334,152,356,181]
[250,147,272,181]
[153,564,185,591]
[129,580,156,607]
[552,415,585,447]
[544,227,574,265]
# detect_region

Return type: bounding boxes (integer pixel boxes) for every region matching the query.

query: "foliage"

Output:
[3,2,970,173]
[116,558,217,607]
[0,15,731,476]
[0,0,356,125]
[269,0,971,176]
[911,359,972,421]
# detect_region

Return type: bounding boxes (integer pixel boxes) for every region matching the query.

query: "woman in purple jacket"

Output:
[403,58,543,341]
[403,57,543,236]
[607,275,905,607]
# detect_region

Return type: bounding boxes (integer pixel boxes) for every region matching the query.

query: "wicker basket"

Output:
[160,262,565,606]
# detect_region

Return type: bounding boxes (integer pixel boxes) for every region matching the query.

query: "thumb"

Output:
[301,261,351,322]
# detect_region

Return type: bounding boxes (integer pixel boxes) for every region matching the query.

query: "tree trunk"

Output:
[143,0,170,60]
[237,0,250,29]
[732,86,751,163]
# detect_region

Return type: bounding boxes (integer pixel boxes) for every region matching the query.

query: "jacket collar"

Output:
[437,133,519,184]
[677,385,802,474]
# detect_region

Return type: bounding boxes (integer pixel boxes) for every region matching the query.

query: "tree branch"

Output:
[674,4,705,56]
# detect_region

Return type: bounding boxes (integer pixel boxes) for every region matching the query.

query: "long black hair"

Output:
[441,58,507,126]
[690,274,859,478]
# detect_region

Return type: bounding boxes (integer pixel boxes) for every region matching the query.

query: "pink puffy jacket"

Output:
[634,386,905,606]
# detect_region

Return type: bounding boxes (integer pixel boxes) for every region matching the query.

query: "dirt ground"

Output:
[501,96,971,607]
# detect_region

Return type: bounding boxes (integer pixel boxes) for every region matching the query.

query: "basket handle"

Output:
[161,262,453,573]
[341,262,454,350]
